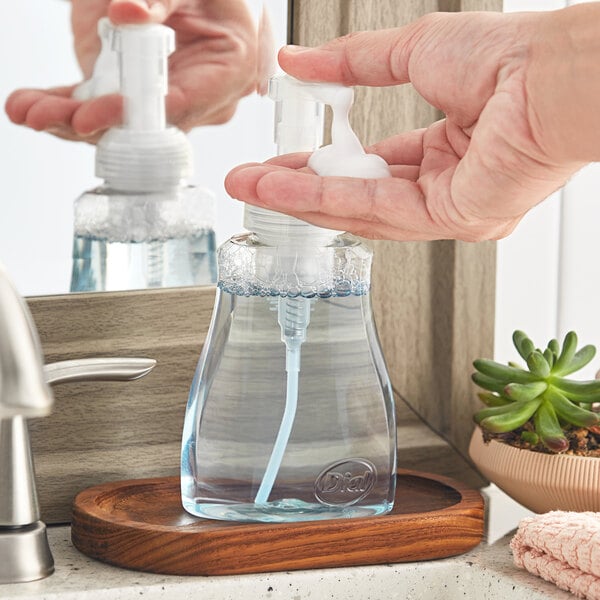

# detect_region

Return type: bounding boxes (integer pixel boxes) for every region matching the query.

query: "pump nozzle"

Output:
[268,75,391,178]
[302,80,391,179]
[268,76,325,155]
[73,18,119,101]
[244,75,339,244]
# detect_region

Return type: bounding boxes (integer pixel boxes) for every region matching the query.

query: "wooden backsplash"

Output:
[27,287,214,524]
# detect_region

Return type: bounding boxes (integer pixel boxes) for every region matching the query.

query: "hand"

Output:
[5,0,257,143]
[225,7,597,242]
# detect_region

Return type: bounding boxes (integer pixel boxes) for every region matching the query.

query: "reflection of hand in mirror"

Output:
[5,0,258,143]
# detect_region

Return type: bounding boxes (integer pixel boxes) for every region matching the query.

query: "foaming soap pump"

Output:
[70,22,216,292]
[181,75,396,523]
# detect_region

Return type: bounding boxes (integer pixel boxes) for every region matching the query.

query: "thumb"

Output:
[108,0,179,25]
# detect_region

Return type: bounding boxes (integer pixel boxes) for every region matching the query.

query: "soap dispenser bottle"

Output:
[181,75,396,523]
[70,22,216,292]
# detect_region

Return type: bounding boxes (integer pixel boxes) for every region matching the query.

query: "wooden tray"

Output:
[71,470,484,576]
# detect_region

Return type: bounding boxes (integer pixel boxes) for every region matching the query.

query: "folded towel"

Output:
[511,511,600,600]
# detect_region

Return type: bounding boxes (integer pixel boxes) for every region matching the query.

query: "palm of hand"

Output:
[412,65,571,241]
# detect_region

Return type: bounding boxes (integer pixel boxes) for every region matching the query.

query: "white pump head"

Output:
[95,24,191,192]
[244,75,390,245]
[243,75,338,246]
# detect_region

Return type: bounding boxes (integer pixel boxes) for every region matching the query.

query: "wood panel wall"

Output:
[26,0,500,524]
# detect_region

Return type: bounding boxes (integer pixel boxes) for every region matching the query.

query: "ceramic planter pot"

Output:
[468,428,600,513]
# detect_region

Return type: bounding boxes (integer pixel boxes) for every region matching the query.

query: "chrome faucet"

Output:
[0,263,156,583]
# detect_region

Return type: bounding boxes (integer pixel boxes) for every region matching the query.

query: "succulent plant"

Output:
[472,330,600,453]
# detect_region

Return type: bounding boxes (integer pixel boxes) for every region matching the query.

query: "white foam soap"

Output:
[306,82,391,179]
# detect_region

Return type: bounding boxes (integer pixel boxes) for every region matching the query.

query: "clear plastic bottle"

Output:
[181,76,396,523]
[70,22,216,292]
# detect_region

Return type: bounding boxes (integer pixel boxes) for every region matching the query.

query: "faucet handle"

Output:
[44,357,156,386]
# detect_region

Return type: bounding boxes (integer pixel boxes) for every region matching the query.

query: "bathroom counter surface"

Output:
[0,487,573,600]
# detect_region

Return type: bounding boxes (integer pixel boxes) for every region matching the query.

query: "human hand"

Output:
[5,0,257,143]
[226,7,598,242]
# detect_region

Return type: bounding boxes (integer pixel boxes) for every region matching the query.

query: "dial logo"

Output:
[314,459,377,506]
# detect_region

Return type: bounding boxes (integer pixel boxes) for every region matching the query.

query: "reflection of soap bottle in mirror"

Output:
[70,21,216,292]
[180,75,396,524]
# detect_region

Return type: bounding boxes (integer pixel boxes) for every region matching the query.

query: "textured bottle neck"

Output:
[99,180,182,196]
[244,206,339,247]
[95,127,191,193]
[243,132,342,247]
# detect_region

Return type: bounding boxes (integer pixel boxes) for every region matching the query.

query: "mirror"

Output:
[0,0,288,296]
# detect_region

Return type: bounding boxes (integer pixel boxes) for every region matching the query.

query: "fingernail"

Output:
[148,1,167,20]
[282,45,310,54]
[111,0,167,20]
[111,0,147,6]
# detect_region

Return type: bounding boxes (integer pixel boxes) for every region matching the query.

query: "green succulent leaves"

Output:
[472,330,600,453]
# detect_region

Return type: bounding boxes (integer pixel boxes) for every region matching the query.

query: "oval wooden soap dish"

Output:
[71,469,484,576]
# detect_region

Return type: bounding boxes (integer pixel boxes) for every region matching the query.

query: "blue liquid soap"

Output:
[181,234,396,523]
[71,231,216,292]
[70,188,216,292]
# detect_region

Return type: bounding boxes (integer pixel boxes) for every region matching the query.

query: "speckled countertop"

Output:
[0,487,575,600]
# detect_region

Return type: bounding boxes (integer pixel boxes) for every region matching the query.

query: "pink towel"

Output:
[511,511,600,600]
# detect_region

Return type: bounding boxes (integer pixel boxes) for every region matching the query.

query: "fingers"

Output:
[225,162,526,242]
[225,164,443,241]
[6,87,74,124]
[366,129,426,166]
[277,17,442,86]
[5,89,78,130]
[21,95,80,132]
[5,88,122,140]
[71,94,123,135]
[279,11,519,131]
[5,90,45,125]
[264,152,311,169]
